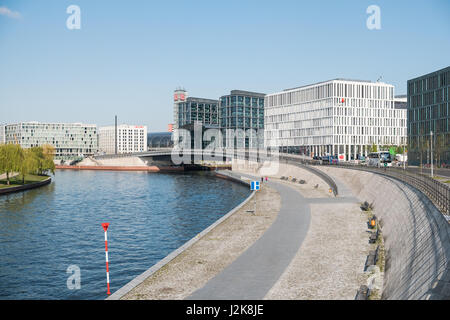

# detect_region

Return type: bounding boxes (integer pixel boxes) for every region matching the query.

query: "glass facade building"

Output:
[407,66,450,166]
[219,90,265,149]
[174,89,219,128]
[147,132,173,148]
[2,122,98,160]
[173,89,220,148]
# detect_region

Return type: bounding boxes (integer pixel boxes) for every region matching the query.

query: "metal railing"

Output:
[280,156,339,196]
[279,153,450,219]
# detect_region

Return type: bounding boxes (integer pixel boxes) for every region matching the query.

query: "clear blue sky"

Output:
[0,0,449,131]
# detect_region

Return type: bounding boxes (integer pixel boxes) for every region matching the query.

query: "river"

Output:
[0,170,250,300]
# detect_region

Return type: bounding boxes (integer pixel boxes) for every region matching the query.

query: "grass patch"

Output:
[368,288,381,300]
[375,231,385,273]
[0,174,48,188]
[433,176,450,183]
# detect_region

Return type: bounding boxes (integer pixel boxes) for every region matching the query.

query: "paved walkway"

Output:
[188,175,311,300]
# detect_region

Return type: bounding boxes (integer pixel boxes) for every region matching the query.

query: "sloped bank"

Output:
[316,166,449,300]
[0,176,52,196]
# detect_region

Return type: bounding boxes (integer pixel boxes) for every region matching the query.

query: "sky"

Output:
[0,0,449,132]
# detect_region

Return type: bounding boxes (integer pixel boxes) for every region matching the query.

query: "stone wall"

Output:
[317,167,450,300]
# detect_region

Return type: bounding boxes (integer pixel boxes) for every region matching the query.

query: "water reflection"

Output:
[0,170,249,299]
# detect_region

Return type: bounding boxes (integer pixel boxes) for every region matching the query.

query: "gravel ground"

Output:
[264,201,369,300]
[121,161,370,300]
[122,184,281,300]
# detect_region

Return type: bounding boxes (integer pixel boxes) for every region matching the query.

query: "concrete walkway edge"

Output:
[107,174,255,300]
[188,175,312,300]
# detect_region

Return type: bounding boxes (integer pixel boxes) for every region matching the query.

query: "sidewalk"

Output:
[188,176,311,300]
[189,170,369,300]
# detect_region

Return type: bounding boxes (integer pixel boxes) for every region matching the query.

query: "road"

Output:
[406,167,450,178]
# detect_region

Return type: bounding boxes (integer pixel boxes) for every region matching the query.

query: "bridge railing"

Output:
[279,153,450,219]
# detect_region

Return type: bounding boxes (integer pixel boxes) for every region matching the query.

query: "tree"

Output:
[19,149,38,184]
[0,144,22,185]
[370,143,378,153]
[29,145,55,175]
[434,133,445,167]
[42,144,56,175]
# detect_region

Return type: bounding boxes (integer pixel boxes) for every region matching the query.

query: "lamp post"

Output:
[430,131,433,178]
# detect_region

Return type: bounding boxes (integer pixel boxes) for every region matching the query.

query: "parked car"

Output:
[321,155,339,164]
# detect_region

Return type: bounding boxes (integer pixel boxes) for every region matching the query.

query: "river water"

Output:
[0,170,250,300]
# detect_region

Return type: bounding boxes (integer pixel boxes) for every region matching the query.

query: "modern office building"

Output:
[219,90,265,149]
[147,132,173,148]
[0,124,5,144]
[173,88,219,128]
[2,122,98,160]
[173,88,220,148]
[264,79,407,160]
[394,95,407,109]
[98,125,147,154]
[407,66,450,166]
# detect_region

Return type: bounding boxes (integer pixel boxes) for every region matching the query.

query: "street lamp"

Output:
[430,131,434,178]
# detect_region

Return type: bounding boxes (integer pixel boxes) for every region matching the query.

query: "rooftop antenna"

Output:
[376,76,383,82]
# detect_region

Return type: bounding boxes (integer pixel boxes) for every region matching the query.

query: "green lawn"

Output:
[0,174,49,189]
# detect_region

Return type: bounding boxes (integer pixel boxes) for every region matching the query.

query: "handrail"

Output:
[91,148,449,219]
[277,152,449,219]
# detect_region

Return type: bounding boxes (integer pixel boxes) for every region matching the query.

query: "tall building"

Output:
[2,122,98,160]
[407,66,450,166]
[173,89,219,128]
[98,125,147,154]
[219,90,265,149]
[264,79,407,160]
[0,124,5,144]
[172,88,219,148]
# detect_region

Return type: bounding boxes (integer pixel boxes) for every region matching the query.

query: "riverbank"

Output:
[115,163,369,300]
[0,174,51,195]
[0,170,251,299]
[115,178,281,300]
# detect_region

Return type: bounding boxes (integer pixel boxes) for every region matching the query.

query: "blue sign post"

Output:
[251,181,260,191]
[248,181,260,214]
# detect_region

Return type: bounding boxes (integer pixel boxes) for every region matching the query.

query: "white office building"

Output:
[0,124,5,144]
[2,122,98,160]
[264,79,407,160]
[98,125,147,154]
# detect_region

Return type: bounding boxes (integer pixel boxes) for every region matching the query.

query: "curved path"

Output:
[188,175,311,300]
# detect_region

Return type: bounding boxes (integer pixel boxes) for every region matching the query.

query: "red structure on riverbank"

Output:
[55,165,184,172]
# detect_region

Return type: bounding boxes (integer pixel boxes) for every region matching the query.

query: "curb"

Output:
[0,176,52,195]
[106,171,255,300]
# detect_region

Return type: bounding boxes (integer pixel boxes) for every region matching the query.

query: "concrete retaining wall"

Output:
[317,167,450,300]
[0,177,52,195]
